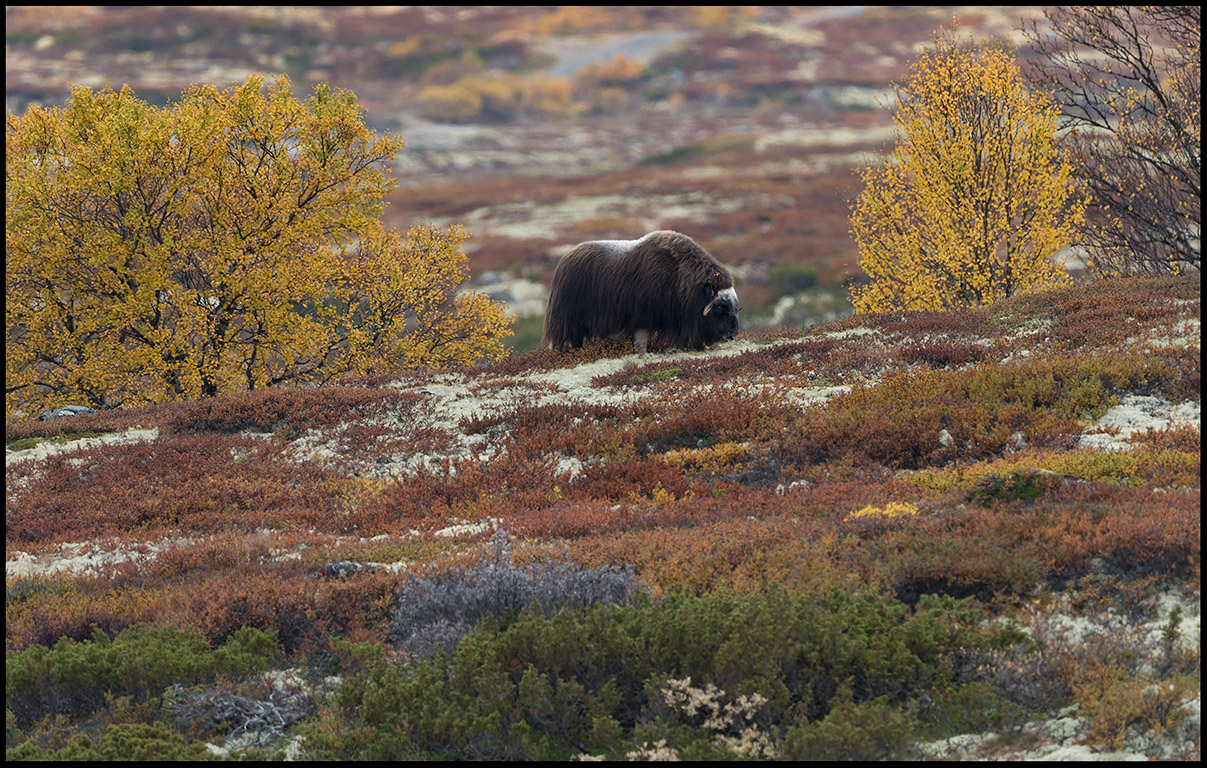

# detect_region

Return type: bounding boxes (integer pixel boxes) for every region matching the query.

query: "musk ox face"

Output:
[542,230,740,353]
[699,283,741,346]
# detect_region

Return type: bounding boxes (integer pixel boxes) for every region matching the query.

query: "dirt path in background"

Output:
[537,30,696,80]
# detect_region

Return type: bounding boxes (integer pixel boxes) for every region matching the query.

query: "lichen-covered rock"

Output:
[37,405,96,421]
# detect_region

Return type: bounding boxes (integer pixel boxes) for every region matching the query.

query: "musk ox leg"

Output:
[634,329,650,354]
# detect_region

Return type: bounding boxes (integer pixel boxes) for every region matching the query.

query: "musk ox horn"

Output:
[703,287,739,316]
[542,230,740,353]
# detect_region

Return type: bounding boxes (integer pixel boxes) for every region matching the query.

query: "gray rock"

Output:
[323,561,375,578]
[37,405,96,421]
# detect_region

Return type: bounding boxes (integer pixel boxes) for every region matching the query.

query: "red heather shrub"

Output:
[1131,423,1201,454]
[565,481,1191,610]
[896,340,987,368]
[464,387,795,467]
[7,557,408,654]
[5,402,162,441]
[588,337,843,389]
[473,336,637,378]
[507,471,913,540]
[307,420,458,476]
[161,386,424,437]
[808,338,902,383]
[462,400,630,447]
[1049,281,1197,350]
[848,485,1200,606]
[505,502,641,539]
[366,446,567,532]
[1145,345,1200,401]
[861,307,992,338]
[191,566,403,653]
[6,566,187,650]
[587,335,895,391]
[985,274,1199,354]
[6,433,347,546]
[854,505,1056,605]
[147,535,275,578]
[625,389,790,454]
[565,457,704,505]
[1069,487,1201,574]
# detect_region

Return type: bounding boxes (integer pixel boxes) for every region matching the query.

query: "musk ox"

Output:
[542,230,740,353]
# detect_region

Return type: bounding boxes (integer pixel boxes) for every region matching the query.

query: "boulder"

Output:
[37,405,96,421]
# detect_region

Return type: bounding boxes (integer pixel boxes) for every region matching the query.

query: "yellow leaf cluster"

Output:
[661,441,749,474]
[845,501,920,521]
[5,75,511,418]
[335,223,512,376]
[850,34,1085,313]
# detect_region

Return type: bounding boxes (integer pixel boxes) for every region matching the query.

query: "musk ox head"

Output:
[542,230,740,353]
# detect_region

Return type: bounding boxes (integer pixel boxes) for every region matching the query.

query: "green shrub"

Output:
[6,723,220,761]
[308,584,1019,760]
[5,575,75,605]
[5,724,257,763]
[780,688,917,760]
[920,680,1025,739]
[968,469,1061,507]
[6,430,107,453]
[6,623,280,729]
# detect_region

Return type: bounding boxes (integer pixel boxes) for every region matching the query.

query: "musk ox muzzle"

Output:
[542,230,739,353]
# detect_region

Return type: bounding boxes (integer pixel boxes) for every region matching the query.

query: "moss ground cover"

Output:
[5,274,1200,759]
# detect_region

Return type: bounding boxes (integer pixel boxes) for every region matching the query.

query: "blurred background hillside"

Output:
[5,5,1045,350]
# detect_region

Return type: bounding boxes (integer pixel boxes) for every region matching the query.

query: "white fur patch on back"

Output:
[589,231,656,257]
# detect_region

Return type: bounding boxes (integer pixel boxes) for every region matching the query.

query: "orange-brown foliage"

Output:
[7,434,344,546]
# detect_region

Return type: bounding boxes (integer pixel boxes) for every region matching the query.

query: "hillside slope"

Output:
[5,274,1201,760]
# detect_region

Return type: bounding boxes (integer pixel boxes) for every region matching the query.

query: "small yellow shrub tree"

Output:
[850,34,1085,313]
[6,75,510,418]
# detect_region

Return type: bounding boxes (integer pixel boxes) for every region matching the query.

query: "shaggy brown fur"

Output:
[542,230,740,352]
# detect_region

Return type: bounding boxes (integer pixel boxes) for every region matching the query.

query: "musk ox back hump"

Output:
[542,230,739,352]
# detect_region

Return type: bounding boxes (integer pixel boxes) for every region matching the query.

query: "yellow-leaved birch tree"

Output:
[6,75,511,418]
[850,34,1085,313]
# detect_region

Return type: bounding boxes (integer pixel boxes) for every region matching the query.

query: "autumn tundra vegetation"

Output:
[4,7,1201,761]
